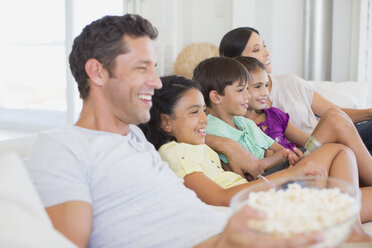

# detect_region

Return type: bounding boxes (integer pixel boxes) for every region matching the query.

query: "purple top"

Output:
[256,107,297,151]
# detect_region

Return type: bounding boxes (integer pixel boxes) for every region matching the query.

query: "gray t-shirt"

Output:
[24,125,228,248]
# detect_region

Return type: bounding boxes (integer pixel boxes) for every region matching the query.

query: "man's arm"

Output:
[46,201,93,248]
[205,134,264,178]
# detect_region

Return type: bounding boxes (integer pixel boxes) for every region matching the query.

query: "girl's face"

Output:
[219,80,251,117]
[247,69,269,111]
[166,88,208,145]
[241,32,272,74]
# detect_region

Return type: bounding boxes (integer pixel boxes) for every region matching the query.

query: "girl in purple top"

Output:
[234,56,372,182]
[258,107,297,151]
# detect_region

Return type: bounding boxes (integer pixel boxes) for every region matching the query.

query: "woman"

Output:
[218,27,372,154]
[203,27,372,184]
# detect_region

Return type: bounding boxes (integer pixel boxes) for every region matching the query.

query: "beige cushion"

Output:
[173,42,219,79]
[0,153,76,248]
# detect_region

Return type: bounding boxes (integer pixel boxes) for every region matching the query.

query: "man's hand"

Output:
[227,147,265,179]
[215,206,323,248]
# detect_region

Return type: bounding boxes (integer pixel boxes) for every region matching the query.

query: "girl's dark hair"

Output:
[219,27,259,58]
[233,56,267,74]
[139,75,201,150]
[192,56,249,107]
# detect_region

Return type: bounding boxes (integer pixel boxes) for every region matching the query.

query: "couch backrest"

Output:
[0,134,37,159]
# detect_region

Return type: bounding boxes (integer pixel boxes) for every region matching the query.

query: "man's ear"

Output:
[160,113,172,133]
[209,90,221,104]
[85,58,106,87]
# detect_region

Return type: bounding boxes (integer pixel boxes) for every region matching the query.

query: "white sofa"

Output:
[0,80,371,247]
[310,80,371,109]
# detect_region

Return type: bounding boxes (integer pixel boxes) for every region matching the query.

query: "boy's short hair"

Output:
[192,56,249,107]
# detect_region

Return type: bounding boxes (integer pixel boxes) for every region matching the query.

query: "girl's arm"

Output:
[205,135,265,178]
[284,121,311,148]
[261,142,304,169]
[183,170,293,206]
[311,91,372,123]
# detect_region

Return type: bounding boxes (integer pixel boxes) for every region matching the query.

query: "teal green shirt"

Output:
[206,115,275,163]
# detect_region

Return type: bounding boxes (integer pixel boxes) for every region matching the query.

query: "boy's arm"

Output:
[46,201,92,248]
[205,134,264,178]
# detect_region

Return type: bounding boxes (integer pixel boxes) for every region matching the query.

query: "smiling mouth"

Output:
[196,128,206,136]
[138,94,152,101]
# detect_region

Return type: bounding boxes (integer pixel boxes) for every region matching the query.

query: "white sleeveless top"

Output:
[269,74,318,134]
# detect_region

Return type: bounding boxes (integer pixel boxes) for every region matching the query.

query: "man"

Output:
[24,14,321,247]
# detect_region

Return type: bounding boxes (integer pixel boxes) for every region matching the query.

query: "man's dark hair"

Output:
[69,14,158,99]
[192,56,249,108]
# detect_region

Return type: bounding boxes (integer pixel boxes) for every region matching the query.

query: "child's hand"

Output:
[288,147,304,166]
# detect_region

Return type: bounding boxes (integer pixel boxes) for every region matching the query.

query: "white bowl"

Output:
[230,176,361,248]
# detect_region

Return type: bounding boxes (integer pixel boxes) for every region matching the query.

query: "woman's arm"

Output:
[311,91,372,123]
[205,135,264,178]
[284,121,311,148]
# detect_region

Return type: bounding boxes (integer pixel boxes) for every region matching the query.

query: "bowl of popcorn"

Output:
[230,176,361,248]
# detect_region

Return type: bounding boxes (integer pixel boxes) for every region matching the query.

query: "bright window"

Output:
[0,0,124,131]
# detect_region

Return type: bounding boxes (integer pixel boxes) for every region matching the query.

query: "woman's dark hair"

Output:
[139,75,201,150]
[233,56,267,74]
[219,27,259,58]
[192,56,249,107]
[69,14,158,99]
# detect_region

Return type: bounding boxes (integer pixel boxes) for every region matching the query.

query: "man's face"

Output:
[103,35,162,126]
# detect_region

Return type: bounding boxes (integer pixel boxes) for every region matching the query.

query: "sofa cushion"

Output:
[310,81,369,109]
[0,153,76,248]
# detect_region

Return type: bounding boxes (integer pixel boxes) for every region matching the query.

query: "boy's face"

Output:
[247,69,269,110]
[218,80,250,118]
[166,88,208,145]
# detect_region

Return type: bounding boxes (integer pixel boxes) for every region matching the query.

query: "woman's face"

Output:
[241,32,272,74]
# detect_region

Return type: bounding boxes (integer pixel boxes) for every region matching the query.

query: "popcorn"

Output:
[242,182,358,247]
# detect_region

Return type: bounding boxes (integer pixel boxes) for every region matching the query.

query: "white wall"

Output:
[177,0,232,53]
[232,0,360,81]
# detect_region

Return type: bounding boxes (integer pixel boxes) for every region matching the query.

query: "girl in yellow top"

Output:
[138,75,372,231]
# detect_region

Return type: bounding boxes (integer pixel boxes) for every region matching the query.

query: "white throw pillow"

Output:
[310,81,369,109]
[0,153,76,248]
